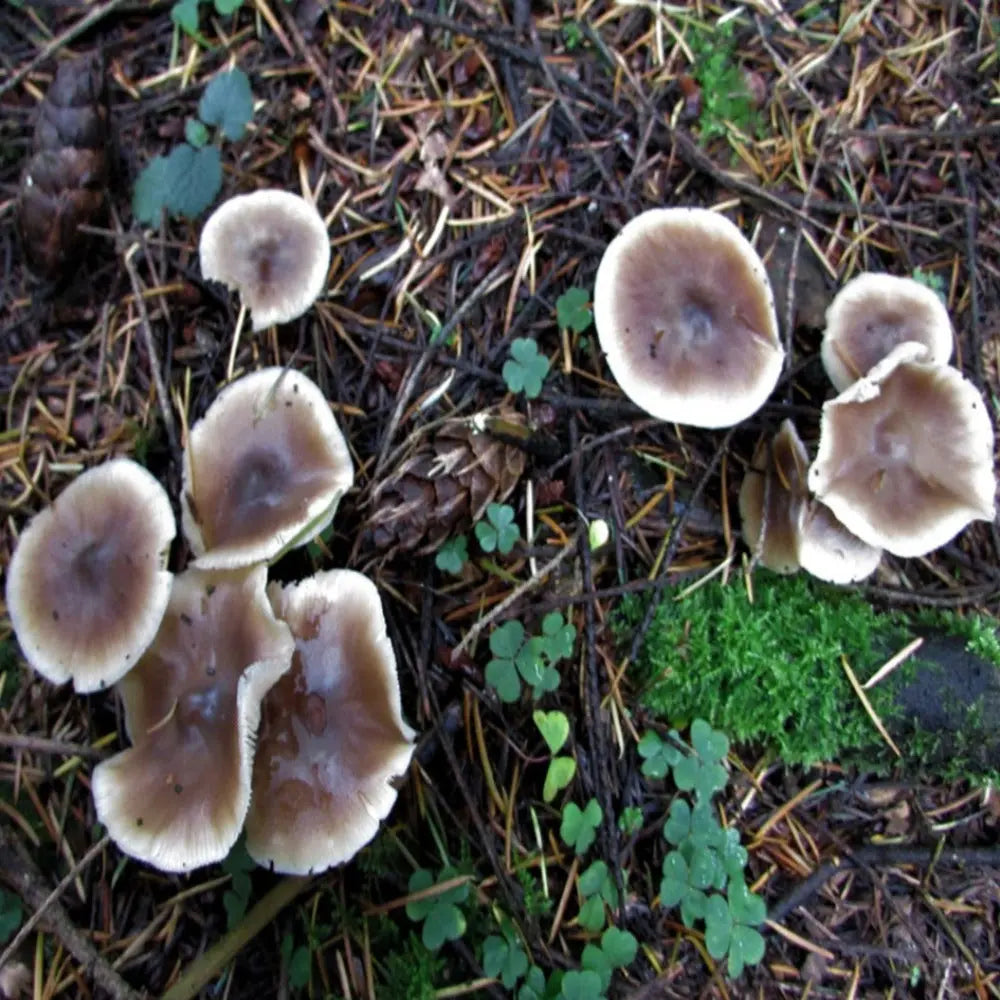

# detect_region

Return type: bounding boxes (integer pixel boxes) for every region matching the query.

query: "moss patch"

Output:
[617,572,1000,781]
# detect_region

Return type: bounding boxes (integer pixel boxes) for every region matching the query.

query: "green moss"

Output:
[616,572,1000,780]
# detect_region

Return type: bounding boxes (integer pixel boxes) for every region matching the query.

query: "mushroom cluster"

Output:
[740,272,996,582]
[6,368,415,874]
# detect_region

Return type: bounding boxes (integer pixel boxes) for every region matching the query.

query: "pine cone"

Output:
[370,411,526,554]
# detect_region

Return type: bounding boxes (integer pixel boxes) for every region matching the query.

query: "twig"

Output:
[0,0,129,98]
[452,531,583,658]
[0,827,142,1000]
[0,732,108,760]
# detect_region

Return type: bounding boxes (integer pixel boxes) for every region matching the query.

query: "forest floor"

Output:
[1,2,1000,998]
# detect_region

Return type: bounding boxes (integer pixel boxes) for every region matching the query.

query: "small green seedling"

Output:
[912,266,947,302]
[435,535,469,575]
[485,612,576,703]
[617,806,643,836]
[406,868,470,950]
[561,798,602,855]
[171,0,242,36]
[577,859,620,932]
[534,709,576,802]
[503,338,551,398]
[556,287,592,333]
[482,916,530,989]
[133,68,253,224]
[475,502,520,555]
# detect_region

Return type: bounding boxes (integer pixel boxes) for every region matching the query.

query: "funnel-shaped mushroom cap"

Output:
[738,420,809,574]
[5,459,174,693]
[797,500,882,584]
[91,565,293,872]
[182,367,354,569]
[821,273,954,391]
[199,189,330,331]
[593,207,783,428]
[246,570,416,874]
[808,343,996,557]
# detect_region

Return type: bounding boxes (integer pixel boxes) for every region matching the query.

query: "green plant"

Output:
[221,835,254,929]
[0,889,22,945]
[503,338,551,398]
[580,926,639,993]
[482,915,530,989]
[689,19,757,143]
[171,0,242,36]
[406,868,470,950]
[534,709,577,802]
[650,720,766,977]
[280,913,332,994]
[617,806,643,836]
[475,502,520,555]
[556,287,592,332]
[133,68,253,224]
[485,612,576,703]
[561,798,602,855]
[435,535,469,575]
[577,859,620,932]
[561,20,584,51]
[379,930,445,1000]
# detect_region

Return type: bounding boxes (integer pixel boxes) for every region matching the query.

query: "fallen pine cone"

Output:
[18,53,108,279]
[369,410,527,554]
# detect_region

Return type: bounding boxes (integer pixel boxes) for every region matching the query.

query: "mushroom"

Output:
[245,570,416,874]
[91,564,293,872]
[738,419,809,574]
[808,342,996,557]
[796,500,882,584]
[820,272,953,391]
[5,459,175,693]
[181,367,355,569]
[593,207,784,428]
[199,189,330,331]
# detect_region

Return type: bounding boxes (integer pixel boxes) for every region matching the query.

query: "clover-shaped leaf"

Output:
[679,886,709,928]
[486,620,527,702]
[685,842,722,891]
[638,730,681,779]
[673,754,728,803]
[517,967,549,1000]
[543,757,576,803]
[475,502,520,554]
[560,969,603,1000]
[422,898,466,950]
[600,926,638,968]
[728,881,766,926]
[556,287,593,333]
[577,895,606,933]
[503,338,551,398]
[516,637,547,686]
[534,710,570,754]
[663,798,692,846]
[691,718,729,764]
[531,664,561,698]
[483,931,529,988]
[728,924,766,977]
[435,535,468,575]
[133,143,222,224]
[718,826,748,881]
[406,869,469,951]
[221,835,255,929]
[485,657,521,702]
[538,611,576,663]
[561,798,602,855]
[704,893,732,960]
[198,68,254,141]
[0,890,23,945]
[580,943,611,991]
[659,851,689,907]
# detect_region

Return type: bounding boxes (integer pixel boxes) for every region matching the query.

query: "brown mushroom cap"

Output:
[245,570,416,875]
[593,207,783,427]
[91,565,293,872]
[182,367,355,569]
[199,189,330,331]
[5,459,175,693]
[738,419,809,574]
[808,342,996,557]
[796,500,882,584]
[820,272,953,391]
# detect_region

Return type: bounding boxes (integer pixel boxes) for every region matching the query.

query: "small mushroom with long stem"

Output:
[245,570,416,875]
[181,367,355,569]
[5,459,175,692]
[593,207,784,428]
[91,564,294,872]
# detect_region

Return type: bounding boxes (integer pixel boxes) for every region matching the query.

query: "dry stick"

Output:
[122,239,179,455]
[160,876,313,1000]
[0,0,129,98]
[0,732,107,760]
[371,259,509,481]
[452,532,583,658]
[0,828,142,1000]
[768,842,1000,926]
